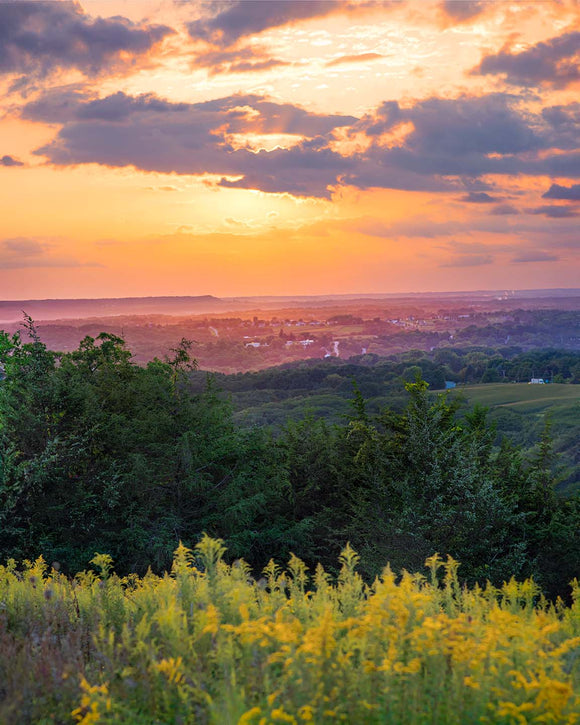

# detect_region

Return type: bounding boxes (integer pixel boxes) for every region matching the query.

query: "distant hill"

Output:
[1,288,579,323]
[0,295,239,322]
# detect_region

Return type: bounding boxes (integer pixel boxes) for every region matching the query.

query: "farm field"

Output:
[450,383,580,412]
[449,383,580,493]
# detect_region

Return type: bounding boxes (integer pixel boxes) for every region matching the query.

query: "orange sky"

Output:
[0,0,579,299]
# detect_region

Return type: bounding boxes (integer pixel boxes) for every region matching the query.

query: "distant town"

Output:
[2,289,579,374]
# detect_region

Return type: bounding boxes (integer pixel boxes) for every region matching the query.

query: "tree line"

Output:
[1,319,579,599]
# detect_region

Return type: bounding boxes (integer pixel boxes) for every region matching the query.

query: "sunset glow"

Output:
[1,0,579,299]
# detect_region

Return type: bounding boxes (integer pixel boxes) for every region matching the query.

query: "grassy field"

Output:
[449,383,580,493]
[449,382,580,413]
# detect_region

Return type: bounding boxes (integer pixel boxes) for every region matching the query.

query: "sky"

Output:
[0,0,579,299]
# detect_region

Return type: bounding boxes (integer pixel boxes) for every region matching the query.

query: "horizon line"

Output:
[1,287,580,305]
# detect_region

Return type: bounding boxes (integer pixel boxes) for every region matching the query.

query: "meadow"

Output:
[449,383,580,414]
[449,383,580,494]
[2,536,580,724]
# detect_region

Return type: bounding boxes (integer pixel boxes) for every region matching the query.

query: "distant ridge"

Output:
[0,289,579,323]
[0,295,233,323]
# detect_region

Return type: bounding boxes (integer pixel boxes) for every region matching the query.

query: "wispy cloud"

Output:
[186,1,379,48]
[193,45,289,76]
[512,251,559,263]
[326,52,384,68]
[530,205,579,218]
[0,237,101,269]
[440,254,494,267]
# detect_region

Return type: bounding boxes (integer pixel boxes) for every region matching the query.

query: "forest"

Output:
[1,319,579,603]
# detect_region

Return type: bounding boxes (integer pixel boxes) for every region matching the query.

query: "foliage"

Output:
[2,541,580,724]
[2,321,580,602]
[0,323,293,574]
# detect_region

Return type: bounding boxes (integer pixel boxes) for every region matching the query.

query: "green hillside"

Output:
[450,382,580,411]
[450,383,580,493]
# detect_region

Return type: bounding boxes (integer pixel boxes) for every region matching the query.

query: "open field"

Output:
[449,383,580,493]
[450,383,580,412]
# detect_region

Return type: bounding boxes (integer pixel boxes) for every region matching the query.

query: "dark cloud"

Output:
[512,251,559,263]
[26,87,580,198]
[536,151,580,178]
[351,95,580,186]
[543,183,580,201]
[0,1,173,79]
[361,94,544,155]
[326,53,384,68]
[345,94,553,190]
[542,103,580,150]
[440,1,487,23]
[459,192,497,203]
[217,144,352,197]
[22,87,190,123]
[78,93,190,122]
[472,31,580,89]
[187,1,343,47]
[1,155,23,167]
[31,91,356,197]
[530,205,580,218]
[489,204,519,215]
[198,95,357,136]
[27,89,355,135]
[343,159,463,193]
[21,87,89,123]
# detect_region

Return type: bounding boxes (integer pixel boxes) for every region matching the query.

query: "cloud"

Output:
[511,251,559,263]
[458,192,497,203]
[489,203,519,215]
[3,237,46,256]
[542,183,580,201]
[530,205,580,218]
[440,254,494,267]
[0,237,98,269]
[350,95,580,186]
[0,155,23,167]
[472,31,580,89]
[359,94,544,155]
[187,1,345,47]
[542,103,580,151]
[27,89,355,134]
[185,3,390,75]
[23,87,189,123]
[193,45,289,75]
[356,217,467,239]
[217,143,353,198]
[31,90,356,197]
[326,52,384,68]
[0,2,173,79]
[439,1,487,23]
[26,88,580,198]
